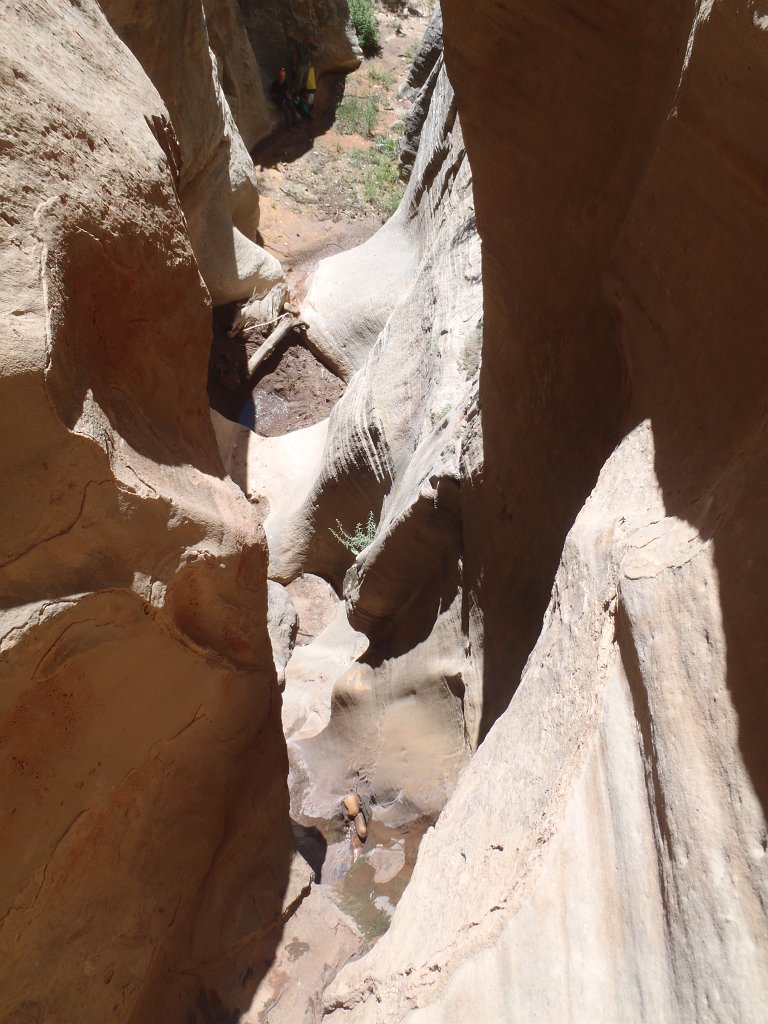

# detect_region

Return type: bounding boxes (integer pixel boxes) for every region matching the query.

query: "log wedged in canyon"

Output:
[0,2,292,1021]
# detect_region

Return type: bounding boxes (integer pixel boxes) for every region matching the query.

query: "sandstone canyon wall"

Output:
[100,0,284,306]
[237,0,359,81]
[0,2,293,1022]
[321,1,768,1021]
[2,0,768,1022]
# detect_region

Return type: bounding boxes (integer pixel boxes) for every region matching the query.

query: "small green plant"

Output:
[367,67,395,89]
[430,403,452,428]
[345,131,405,218]
[330,511,378,555]
[349,0,380,50]
[335,94,380,137]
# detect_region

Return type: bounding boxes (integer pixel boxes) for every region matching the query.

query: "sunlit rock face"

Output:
[320,2,768,1021]
[100,0,284,305]
[0,2,291,1021]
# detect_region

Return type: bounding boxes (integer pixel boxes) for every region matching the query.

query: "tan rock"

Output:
[0,3,290,1021]
[287,572,339,646]
[367,844,406,886]
[321,0,768,1020]
[282,601,368,742]
[267,580,299,687]
[101,0,284,305]
[240,885,367,1024]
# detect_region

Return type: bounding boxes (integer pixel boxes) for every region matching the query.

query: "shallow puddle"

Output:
[297,812,435,945]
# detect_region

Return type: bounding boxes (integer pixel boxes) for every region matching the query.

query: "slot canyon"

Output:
[1,1,767,1021]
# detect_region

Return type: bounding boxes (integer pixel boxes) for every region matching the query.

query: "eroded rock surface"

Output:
[320,1,768,1021]
[0,3,290,1021]
[101,0,284,305]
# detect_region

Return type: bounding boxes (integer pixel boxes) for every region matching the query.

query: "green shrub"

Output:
[349,0,380,50]
[330,511,378,555]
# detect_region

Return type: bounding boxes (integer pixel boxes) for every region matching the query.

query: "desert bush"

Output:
[330,511,378,554]
[349,0,380,50]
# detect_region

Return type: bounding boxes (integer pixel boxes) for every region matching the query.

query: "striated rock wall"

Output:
[321,1,768,1021]
[0,2,292,1021]
[100,0,284,306]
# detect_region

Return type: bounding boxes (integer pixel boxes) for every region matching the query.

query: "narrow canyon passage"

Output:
[207,9,483,1012]
[2,2,768,1023]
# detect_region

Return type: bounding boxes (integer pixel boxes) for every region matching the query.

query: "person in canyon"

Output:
[270,67,299,129]
[291,33,316,92]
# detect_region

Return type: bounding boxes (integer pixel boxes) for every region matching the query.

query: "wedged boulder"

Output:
[101,0,284,305]
[0,3,291,1021]
[301,212,419,379]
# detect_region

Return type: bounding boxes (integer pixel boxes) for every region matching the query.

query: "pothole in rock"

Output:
[242,343,343,435]
[208,314,344,436]
[282,573,437,946]
[293,812,435,946]
[324,813,436,944]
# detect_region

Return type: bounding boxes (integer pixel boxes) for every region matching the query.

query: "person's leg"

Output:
[294,62,308,93]
[280,99,295,128]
